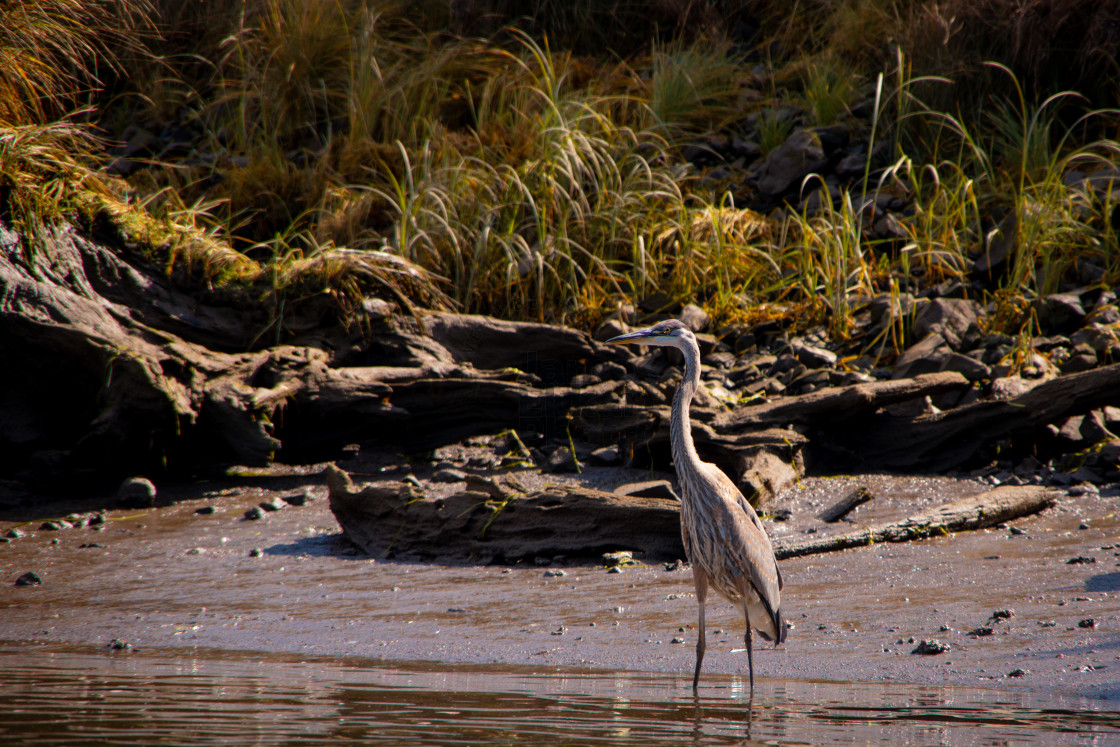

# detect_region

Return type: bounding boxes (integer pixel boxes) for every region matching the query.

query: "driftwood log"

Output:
[773,485,1059,559]
[326,465,685,562]
[326,466,1057,563]
[818,486,873,522]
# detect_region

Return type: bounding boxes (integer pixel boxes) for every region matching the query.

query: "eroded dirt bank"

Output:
[1,456,1116,701]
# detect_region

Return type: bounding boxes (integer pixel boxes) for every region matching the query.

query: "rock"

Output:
[790,341,837,369]
[1066,555,1096,564]
[912,298,981,350]
[614,480,680,501]
[118,477,156,508]
[432,468,467,483]
[588,445,621,466]
[679,304,710,333]
[602,550,635,567]
[1007,668,1029,678]
[892,334,949,379]
[244,506,265,520]
[195,505,216,515]
[1078,618,1097,628]
[544,446,580,474]
[106,638,133,651]
[259,498,286,512]
[15,571,42,586]
[968,626,993,637]
[249,548,263,557]
[1035,293,1087,335]
[283,488,314,506]
[39,520,70,531]
[754,129,828,197]
[911,639,950,655]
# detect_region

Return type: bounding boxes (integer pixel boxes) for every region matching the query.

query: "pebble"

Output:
[991,609,1014,621]
[432,468,467,483]
[15,571,42,586]
[5,528,24,539]
[244,507,265,520]
[249,548,263,557]
[1066,556,1096,564]
[39,521,69,531]
[968,626,993,637]
[107,639,133,651]
[543,569,565,577]
[186,547,206,555]
[117,476,157,508]
[195,505,216,515]
[259,498,286,512]
[671,637,685,644]
[1007,668,1029,678]
[911,639,950,655]
[1078,618,1097,628]
[283,488,315,506]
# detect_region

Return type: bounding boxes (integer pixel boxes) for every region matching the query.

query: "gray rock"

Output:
[15,571,42,586]
[755,129,828,197]
[911,639,950,655]
[679,303,710,333]
[892,334,949,379]
[614,480,680,501]
[939,352,991,381]
[1036,293,1087,335]
[117,476,156,508]
[790,341,837,368]
[432,468,467,483]
[589,445,621,466]
[544,447,579,474]
[259,498,286,512]
[283,488,314,506]
[912,298,981,350]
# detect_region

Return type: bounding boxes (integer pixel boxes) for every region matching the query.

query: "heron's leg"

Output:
[692,565,708,689]
[742,595,755,692]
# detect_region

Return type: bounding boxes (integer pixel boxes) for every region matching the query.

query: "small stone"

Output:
[968,626,993,637]
[1007,668,1029,678]
[107,638,133,651]
[427,468,463,486]
[117,476,157,508]
[447,607,468,613]
[543,569,566,577]
[1078,618,1097,628]
[1066,556,1096,565]
[607,566,622,574]
[671,637,686,644]
[186,547,206,555]
[259,498,286,512]
[601,551,634,568]
[283,488,314,506]
[5,528,25,539]
[551,626,567,636]
[664,559,682,572]
[1009,526,1026,535]
[1079,521,1090,530]
[195,505,216,515]
[39,521,69,531]
[15,571,42,586]
[991,609,1014,621]
[911,639,950,655]
[588,445,622,466]
[249,548,263,557]
[244,507,265,520]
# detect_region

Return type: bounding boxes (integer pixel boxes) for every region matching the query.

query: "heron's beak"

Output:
[605,328,656,345]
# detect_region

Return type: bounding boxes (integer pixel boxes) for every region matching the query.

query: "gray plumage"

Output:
[607,319,787,690]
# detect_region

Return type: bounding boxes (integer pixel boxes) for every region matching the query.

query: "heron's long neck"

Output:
[670,339,704,494]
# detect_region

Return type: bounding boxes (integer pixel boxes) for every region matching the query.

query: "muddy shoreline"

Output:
[2,454,1117,702]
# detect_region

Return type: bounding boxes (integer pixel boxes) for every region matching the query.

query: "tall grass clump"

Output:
[0,0,152,126]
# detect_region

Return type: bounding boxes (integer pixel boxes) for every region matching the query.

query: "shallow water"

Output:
[3,642,1118,746]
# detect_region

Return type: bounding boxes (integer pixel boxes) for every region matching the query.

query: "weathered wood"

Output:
[773,485,1058,559]
[818,486,873,522]
[326,465,685,562]
[848,364,1120,470]
[713,371,971,431]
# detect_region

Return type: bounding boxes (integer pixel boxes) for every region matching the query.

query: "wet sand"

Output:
[1,460,1117,701]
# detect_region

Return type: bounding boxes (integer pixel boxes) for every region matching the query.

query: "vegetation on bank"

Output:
[2,0,1119,363]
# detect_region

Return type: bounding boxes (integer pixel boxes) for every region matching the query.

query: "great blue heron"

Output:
[606,319,787,690]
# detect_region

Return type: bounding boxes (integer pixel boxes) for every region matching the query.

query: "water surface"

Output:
[3,643,1117,746]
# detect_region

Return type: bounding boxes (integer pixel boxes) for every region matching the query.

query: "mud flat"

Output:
[1,455,1116,701]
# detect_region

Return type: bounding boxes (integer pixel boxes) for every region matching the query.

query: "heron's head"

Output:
[605,319,693,349]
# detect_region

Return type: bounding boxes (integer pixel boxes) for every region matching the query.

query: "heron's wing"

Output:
[702,463,783,614]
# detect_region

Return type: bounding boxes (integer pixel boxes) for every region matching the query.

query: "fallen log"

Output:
[773,485,1058,559]
[326,465,685,563]
[818,486,873,522]
[845,364,1120,470]
[713,371,971,430]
